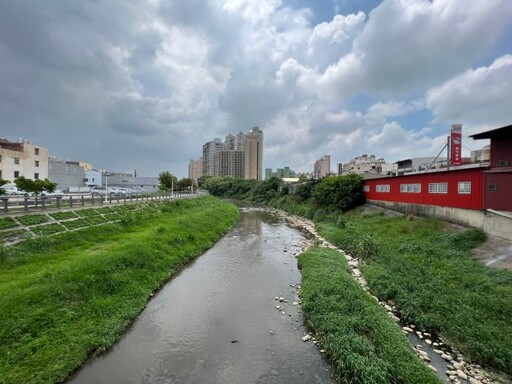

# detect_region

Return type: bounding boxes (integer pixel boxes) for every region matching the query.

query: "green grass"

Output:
[49,211,78,221]
[0,196,239,384]
[0,229,30,244]
[0,217,19,230]
[298,247,440,384]
[15,214,50,226]
[316,213,512,376]
[60,218,90,230]
[74,208,100,217]
[31,223,66,237]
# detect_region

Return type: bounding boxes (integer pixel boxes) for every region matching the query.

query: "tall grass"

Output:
[0,196,239,384]
[317,214,512,376]
[298,247,440,384]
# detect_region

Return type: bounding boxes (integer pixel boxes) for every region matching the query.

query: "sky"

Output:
[1,0,511,178]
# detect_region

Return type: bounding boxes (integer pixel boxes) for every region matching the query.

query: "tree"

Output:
[312,174,365,212]
[14,177,57,195]
[158,171,177,191]
[0,178,8,195]
[177,178,193,191]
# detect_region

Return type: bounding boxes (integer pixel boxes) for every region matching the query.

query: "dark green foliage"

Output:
[76,208,100,217]
[0,178,8,195]
[0,217,18,230]
[317,214,512,376]
[158,171,177,191]
[14,176,57,195]
[299,247,440,384]
[15,214,50,226]
[312,174,366,211]
[0,196,239,384]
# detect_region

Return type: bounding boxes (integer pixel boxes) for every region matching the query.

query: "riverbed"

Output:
[68,208,333,384]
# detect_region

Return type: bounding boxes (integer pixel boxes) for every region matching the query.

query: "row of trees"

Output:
[0,176,57,195]
[202,174,365,212]
[158,171,194,192]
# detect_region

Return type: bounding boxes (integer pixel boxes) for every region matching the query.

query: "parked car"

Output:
[3,186,33,197]
[40,189,64,197]
[90,186,117,196]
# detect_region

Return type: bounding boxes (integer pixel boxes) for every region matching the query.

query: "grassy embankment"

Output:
[299,247,440,383]
[0,196,239,384]
[316,210,512,378]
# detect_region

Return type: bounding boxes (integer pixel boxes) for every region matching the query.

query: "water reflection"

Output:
[68,208,333,384]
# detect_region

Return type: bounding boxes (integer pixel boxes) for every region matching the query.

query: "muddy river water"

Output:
[68,208,334,384]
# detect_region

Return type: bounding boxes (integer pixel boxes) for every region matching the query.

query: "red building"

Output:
[470,125,512,212]
[363,124,512,213]
[363,167,485,210]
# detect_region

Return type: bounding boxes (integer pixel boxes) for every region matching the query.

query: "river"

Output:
[68,208,334,384]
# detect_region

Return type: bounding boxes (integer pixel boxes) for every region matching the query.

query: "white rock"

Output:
[402,326,413,333]
[302,335,312,342]
[468,378,482,384]
[384,304,393,312]
[457,370,467,380]
[275,305,281,309]
[427,365,438,373]
[292,301,299,306]
[425,339,432,345]
[442,353,454,361]
[433,349,443,354]
[446,370,457,375]
[453,361,464,369]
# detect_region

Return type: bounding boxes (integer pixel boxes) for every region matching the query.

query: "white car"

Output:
[2,186,33,197]
[40,189,64,197]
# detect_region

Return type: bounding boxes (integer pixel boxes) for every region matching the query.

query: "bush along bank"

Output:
[0,196,239,384]
[316,211,512,381]
[298,246,441,384]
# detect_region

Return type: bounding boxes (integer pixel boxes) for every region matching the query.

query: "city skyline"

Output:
[0,1,511,178]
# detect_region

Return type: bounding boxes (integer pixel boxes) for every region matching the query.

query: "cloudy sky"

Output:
[1,0,511,177]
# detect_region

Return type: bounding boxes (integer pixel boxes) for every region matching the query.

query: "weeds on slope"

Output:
[0,196,239,384]
[317,213,512,377]
[298,247,440,384]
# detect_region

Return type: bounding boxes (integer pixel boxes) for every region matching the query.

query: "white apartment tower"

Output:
[202,138,223,177]
[188,158,203,183]
[314,155,331,178]
[244,127,263,180]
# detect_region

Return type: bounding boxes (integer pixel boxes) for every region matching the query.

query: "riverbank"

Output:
[274,207,512,383]
[0,196,239,384]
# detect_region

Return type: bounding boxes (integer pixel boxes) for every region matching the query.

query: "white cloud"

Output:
[426,55,512,136]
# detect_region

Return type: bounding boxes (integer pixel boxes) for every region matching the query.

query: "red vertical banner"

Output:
[451,124,462,166]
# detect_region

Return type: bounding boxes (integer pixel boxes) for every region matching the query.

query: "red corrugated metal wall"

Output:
[484,172,512,211]
[364,168,485,210]
[490,136,512,168]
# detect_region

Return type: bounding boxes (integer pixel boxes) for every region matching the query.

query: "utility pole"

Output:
[447,135,451,171]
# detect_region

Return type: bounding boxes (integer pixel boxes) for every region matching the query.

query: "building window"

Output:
[34,173,39,180]
[14,157,20,165]
[488,183,498,191]
[35,160,39,167]
[35,148,40,155]
[14,171,20,178]
[0,170,2,178]
[458,181,471,194]
[400,183,420,193]
[376,184,390,192]
[429,182,448,194]
[498,159,509,167]
[363,185,370,192]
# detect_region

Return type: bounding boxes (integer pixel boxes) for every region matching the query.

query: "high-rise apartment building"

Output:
[313,155,330,178]
[215,150,244,178]
[188,158,203,183]
[244,127,263,180]
[200,127,263,180]
[202,138,223,177]
[0,138,49,181]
